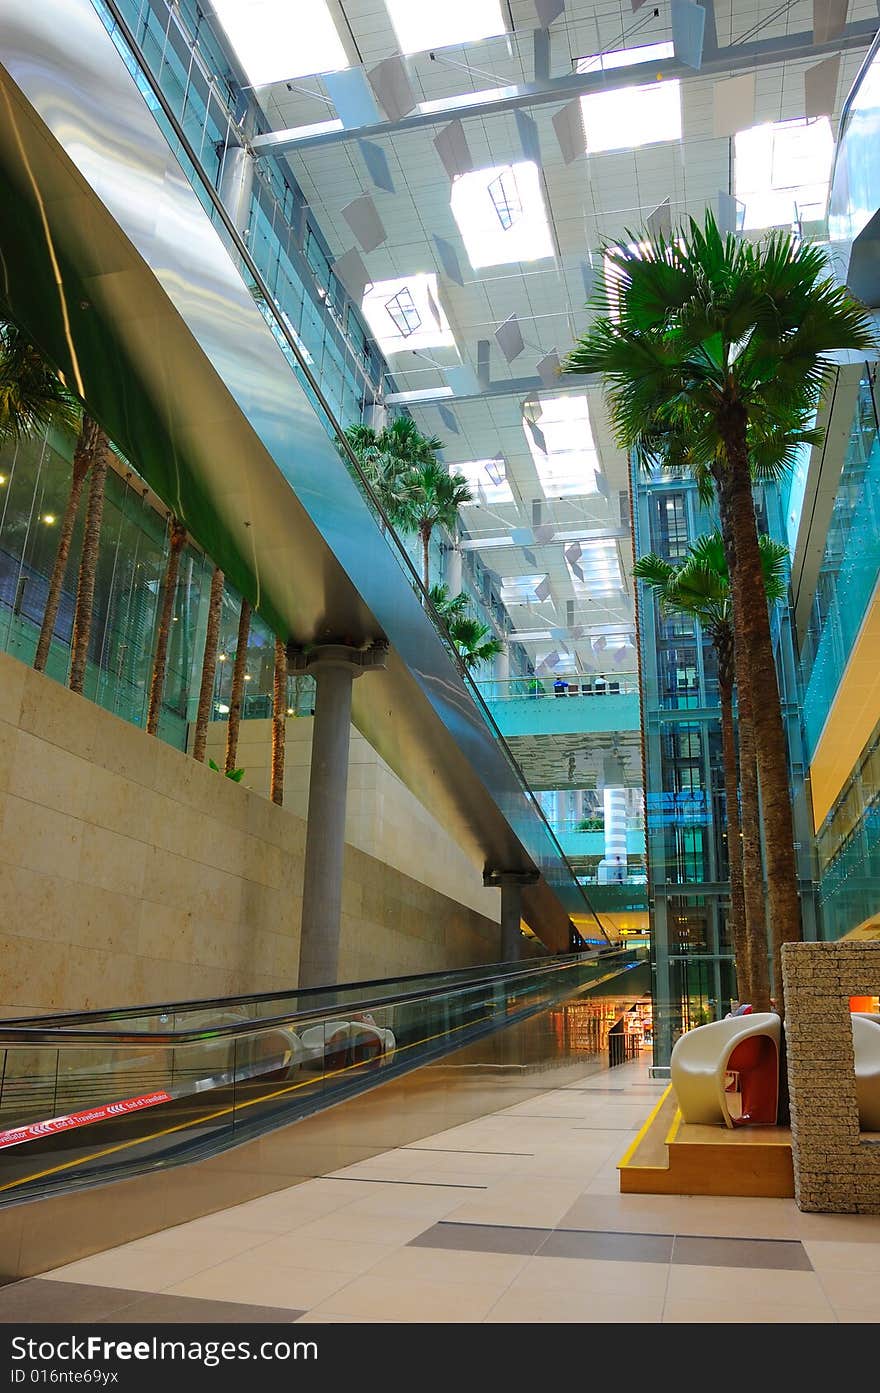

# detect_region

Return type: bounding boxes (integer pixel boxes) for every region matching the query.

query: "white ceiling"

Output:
[227,0,876,672]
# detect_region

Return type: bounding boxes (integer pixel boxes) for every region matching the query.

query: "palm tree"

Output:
[68,436,110,695]
[271,634,287,806]
[224,596,251,775]
[564,213,876,1012]
[0,319,102,676]
[192,566,224,763]
[344,416,442,532]
[429,583,504,671]
[399,460,472,591]
[633,532,787,1008]
[146,517,187,736]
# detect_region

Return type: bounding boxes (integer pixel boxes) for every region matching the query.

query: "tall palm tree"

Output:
[399,460,472,591]
[146,517,187,736]
[633,532,788,1008]
[224,597,251,775]
[0,319,100,676]
[429,583,504,671]
[344,416,442,532]
[565,213,876,1012]
[192,566,224,763]
[271,634,287,806]
[68,436,110,695]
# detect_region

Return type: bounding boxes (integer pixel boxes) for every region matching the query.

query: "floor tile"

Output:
[0,1280,142,1323]
[817,1270,880,1314]
[663,1298,836,1324]
[666,1263,831,1309]
[670,1235,812,1271]
[410,1222,549,1256]
[43,1248,218,1292]
[99,1293,304,1323]
[512,1255,670,1298]
[313,1274,506,1323]
[804,1239,880,1273]
[242,1234,397,1275]
[540,1228,673,1264]
[364,1245,528,1286]
[165,1259,351,1311]
[485,1285,664,1323]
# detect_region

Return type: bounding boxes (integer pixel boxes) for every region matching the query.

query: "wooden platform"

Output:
[618,1086,795,1198]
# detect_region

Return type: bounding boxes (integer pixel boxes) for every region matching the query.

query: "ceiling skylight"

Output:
[385,0,506,55]
[500,574,551,606]
[454,459,514,506]
[525,395,600,499]
[566,540,623,597]
[361,274,456,355]
[576,41,674,75]
[450,162,554,269]
[580,80,682,154]
[735,117,834,230]
[211,0,349,85]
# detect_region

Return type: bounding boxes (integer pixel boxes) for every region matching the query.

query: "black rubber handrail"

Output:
[0,951,643,1049]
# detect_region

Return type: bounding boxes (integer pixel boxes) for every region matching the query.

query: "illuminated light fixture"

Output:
[524,394,600,499]
[0,475,6,484]
[735,117,834,230]
[286,706,295,715]
[217,703,230,714]
[41,514,56,525]
[384,0,506,55]
[454,459,514,505]
[576,41,674,74]
[362,274,455,355]
[451,162,553,268]
[211,0,349,86]
[218,653,228,662]
[244,673,252,681]
[580,80,682,154]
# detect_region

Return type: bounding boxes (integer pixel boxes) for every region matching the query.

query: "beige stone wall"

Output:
[782,941,880,1213]
[0,653,501,1017]
[201,717,500,920]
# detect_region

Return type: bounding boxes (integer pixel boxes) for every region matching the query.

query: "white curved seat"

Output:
[852,1014,880,1131]
[671,1013,781,1128]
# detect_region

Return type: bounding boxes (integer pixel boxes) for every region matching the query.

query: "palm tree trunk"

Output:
[68,435,110,695]
[146,518,187,736]
[34,417,100,673]
[224,597,251,774]
[192,567,224,762]
[271,635,287,806]
[718,658,751,1004]
[716,404,801,1017]
[421,526,431,593]
[735,644,772,1013]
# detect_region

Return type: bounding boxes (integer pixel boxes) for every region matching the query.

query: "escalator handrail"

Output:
[0,949,643,1050]
[4,950,600,1031]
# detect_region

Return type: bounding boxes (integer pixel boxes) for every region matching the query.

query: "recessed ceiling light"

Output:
[735,117,834,229]
[451,162,554,269]
[211,0,348,86]
[580,80,682,154]
[361,274,456,355]
[384,0,506,55]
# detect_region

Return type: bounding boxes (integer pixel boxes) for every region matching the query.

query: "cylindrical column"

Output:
[500,877,523,961]
[602,786,628,883]
[219,144,255,239]
[298,658,356,988]
[445,543,463,595]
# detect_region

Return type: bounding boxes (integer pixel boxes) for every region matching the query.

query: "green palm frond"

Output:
[0,320,80,444]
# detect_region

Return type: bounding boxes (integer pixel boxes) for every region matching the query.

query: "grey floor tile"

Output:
[671,1235,813,1271]
[540,1229,674,1263]
[410,1222,551,1255]
[100,1293,304,1323]
[0,1280,143,1323]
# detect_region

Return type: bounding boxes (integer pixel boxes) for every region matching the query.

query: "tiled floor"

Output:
[4,1054,880,1323]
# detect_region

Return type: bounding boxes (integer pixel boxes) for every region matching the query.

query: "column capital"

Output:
[483,868,540,889]
[287,639,388,676]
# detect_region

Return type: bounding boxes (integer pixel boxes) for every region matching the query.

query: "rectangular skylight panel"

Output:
[361,274,456,355]
[580,80,682,154]
[576,41,674,75]
[735,118,834,229]
[501,574,550,605]
[569,540,623,596]
[450,162,554,269]
[212,0,349,85]
[526,395,600,499]
[385,0,506,55]
[454,460,514,505]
